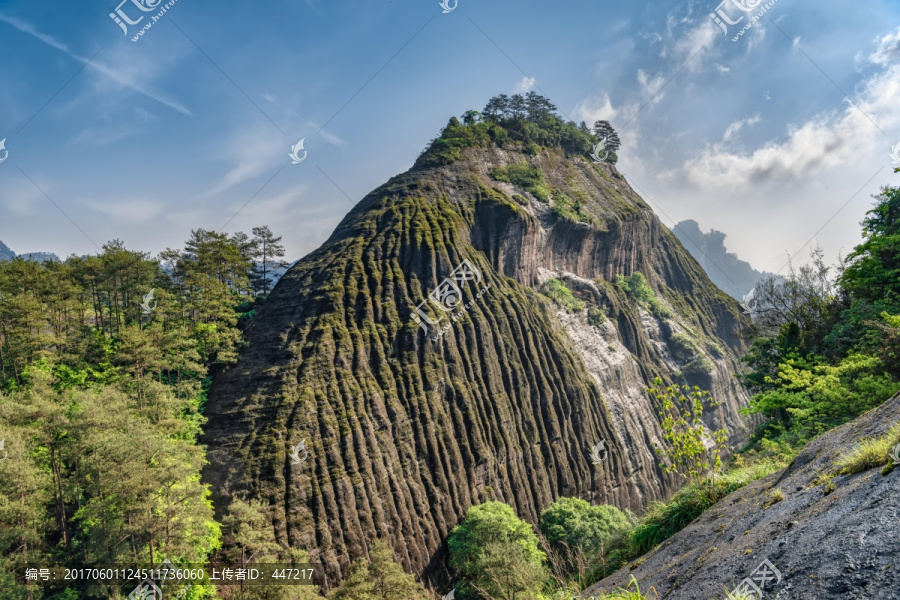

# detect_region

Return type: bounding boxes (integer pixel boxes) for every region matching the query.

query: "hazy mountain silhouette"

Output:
[0,240,59,263]
[673,220,774,300]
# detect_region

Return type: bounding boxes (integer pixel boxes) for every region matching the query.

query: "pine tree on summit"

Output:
[592,120,621,153]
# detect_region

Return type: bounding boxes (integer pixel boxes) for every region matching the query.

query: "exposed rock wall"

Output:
[202,143,751,591]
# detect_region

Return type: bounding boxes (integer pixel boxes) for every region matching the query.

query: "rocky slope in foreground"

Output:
[202,115,751,591]
[586,393,900,600]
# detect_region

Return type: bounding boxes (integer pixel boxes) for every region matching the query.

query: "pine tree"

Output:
[592,120,621,153]
[249,226,289,296]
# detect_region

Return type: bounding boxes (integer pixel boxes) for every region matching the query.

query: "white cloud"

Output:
[723,114,761,141]
[637,69,666,104]
[681,64,900,190]
[514,76,536,94]
[870,26,900,66]
[573,94,618,124]
[716,64,731,74]
[670,20,719,68]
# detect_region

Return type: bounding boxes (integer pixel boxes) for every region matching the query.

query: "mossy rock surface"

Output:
[203,130,751,592]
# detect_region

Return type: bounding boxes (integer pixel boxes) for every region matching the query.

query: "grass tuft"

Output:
[836,422,900,475]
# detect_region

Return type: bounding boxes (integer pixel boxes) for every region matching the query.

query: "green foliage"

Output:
[0,228,295,598]
[542,279,586,313]
[741,187,900,456]
[601,462,781,572]
[587,307,606,327]
[417,117,502,167]
[615,273,671,319]
[448,502,547,600]
[841,185,900,307]
[498,161,551,202]
[551,190,591,224]
[490,167,511,183]
[539,498,629,559]
[647,378,728,483]
[668,333,698,362]
[835,422,900,475]
[681,356,714,377]
[327,540,429,600]
[418,93,601,168]
[742,353,900,439]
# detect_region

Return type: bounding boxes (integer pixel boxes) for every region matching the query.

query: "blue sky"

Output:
[1,0,899,276]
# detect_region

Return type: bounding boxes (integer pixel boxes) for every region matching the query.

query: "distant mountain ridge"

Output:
[0,240,59,263]
[673,220,773,301]
[0,241,14,261]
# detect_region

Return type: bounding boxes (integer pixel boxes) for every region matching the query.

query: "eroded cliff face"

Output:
[201,142,750,591]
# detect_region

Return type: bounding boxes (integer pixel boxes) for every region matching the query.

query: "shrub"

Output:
[539,498,630,558]
[647,378,728,484]
[615,272,671,318]
[543,278,586,313]
[505,160,551,202]
[449,502,547,600]
[329,540,431,600]
[681,356,714,377]
[551,189,591,224]
[491,167,511,183]
[588,307,606,327]
[743,353,900,439]
[669,333,699,362]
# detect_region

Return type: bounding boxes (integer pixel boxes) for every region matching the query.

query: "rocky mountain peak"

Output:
[202,107,751,591]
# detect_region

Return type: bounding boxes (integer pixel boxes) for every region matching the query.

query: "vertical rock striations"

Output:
[202,134,751,592]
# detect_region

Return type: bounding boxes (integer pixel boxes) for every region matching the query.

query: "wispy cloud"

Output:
[870,26,900,66]
[723,115,761,141]
[205,127,285,197]
[0,12,191,115]
[514,76,536,94]
[308,122,345,147]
